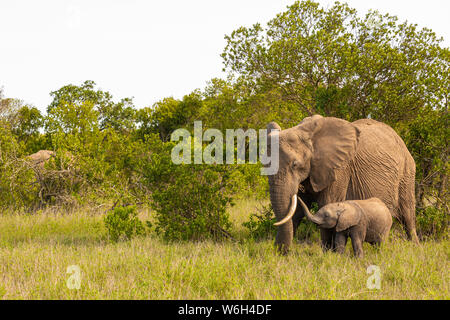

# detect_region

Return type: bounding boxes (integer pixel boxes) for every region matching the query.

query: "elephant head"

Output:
[298,197,362,232]
[266,115,359,252]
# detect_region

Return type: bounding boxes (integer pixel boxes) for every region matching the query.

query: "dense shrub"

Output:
[104,206,148,242]
[417,206,448,240]
[151,165,234,241]
[0,126,37,210]
[242,204,276,240]
[142,136,234,241]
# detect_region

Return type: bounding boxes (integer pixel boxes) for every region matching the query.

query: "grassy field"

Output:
[0,200,448,299]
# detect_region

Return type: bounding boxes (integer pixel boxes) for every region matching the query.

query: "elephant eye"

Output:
[292,160,300,169]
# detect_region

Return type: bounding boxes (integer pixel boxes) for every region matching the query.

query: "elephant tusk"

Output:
[274,194,297,226]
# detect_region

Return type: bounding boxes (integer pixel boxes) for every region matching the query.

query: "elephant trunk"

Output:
[269,182,296,254]
[297,196,322,225]
[274,195,297,226]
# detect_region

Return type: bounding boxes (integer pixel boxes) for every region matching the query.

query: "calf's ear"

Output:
[336,202,362,232]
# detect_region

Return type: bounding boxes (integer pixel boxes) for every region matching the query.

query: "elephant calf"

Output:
[298,197,392,258]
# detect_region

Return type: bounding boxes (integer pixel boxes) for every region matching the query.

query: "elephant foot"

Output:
[276,243,290,256]
[411,233,420,245]
[407,228,420,245]
[320,244,333,253]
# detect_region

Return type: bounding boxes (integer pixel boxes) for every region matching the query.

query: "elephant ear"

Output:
[336,202,362,232]
[308,117,359,192]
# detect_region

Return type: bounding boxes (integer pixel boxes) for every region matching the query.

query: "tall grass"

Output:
[0,200,448,299]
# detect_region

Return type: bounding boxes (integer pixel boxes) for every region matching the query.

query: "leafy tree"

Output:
[41,81,148,208]
[222,0,449,124]
[136,92,204,141]
[0,89,44,153]
[203,78,306,130]
[46,100,99,136]
[47,80,136,132]
[0,124,36,209]
[401,107,449,209]
[10,106,44,152]
[136,98,180,142]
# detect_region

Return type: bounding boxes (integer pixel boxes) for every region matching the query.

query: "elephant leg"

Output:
[320,228,334,251]
[400,215,419,244]
[350,232,364,258]
[275,219,294,255]
[398,176,420,244]
[334,232,347,254]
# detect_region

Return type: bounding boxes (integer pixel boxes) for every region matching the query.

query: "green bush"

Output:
[230,163,268,200]
[142,136,234,241]
[151,164,234,241]
[242,204,276,240]
[104,206,148,242]
[417,206,448,240]
[0,126,37,210]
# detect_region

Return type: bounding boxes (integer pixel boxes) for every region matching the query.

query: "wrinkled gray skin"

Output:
[267,115,418,254]
[299,197,392,258]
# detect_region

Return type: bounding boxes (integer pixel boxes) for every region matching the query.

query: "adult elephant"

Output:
[267,115,418,254]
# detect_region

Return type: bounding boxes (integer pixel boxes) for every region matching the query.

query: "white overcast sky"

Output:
[0,0,449,112]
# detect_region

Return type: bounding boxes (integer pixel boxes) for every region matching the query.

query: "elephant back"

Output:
[352,119,414,166]
[26,150,55,169]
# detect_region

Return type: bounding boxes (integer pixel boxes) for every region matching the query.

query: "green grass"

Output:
[0,200,448,299]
